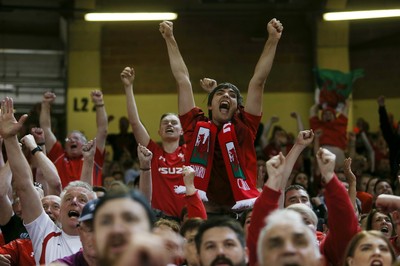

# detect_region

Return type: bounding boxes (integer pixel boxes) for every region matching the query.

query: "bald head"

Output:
[42,195,61,224]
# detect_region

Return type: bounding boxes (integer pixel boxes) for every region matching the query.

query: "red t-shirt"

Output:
[356,191,373,214]
[185,191,207,220]
[48,141,104,187]
[147,140,187,217]
[0,238,35,266]
[180,107,261,207]
[310,114,348,150]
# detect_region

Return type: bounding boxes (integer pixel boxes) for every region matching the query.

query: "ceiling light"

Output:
[84,12,178,21]
[0,84,15,91]
[323,9,400,21]
[0,49,63,55]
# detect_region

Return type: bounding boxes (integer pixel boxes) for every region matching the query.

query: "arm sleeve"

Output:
[0,239,35,266]
[179,107,206,144]
[239,109,262,139]
[0,240,18,265]
[185,191,207,220]
[24,211,58,265]
[247,186,281,266]
[47,141,64,162]
[320,175,361,266]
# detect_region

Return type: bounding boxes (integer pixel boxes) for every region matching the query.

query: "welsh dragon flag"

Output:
[314,68,364,108]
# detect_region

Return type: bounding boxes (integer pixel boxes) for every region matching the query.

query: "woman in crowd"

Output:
[343,230,395,266]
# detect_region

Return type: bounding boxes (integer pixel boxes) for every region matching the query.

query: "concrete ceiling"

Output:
[0,0,69,111]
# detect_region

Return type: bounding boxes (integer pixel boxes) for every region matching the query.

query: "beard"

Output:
[96,233,129,266]
[201,254,246,266]
[97,256,115,266]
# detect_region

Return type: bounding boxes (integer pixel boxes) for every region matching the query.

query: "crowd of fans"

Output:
[0,18,400,266]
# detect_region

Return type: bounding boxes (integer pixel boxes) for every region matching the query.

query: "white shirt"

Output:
[25,211,81,265]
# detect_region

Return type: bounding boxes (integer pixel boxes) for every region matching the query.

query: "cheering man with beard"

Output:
[92,190,155,266]
[195,216,248,266]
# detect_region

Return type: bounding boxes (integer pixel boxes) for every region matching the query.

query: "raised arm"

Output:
[30,127,61,196]
[316,148,335,183]
[121,67,151,146]
[375,194,400,213]
[283,130,314,183]
[0,98,42,224]
[275,130,314,208]
[0,162,13,226]
[160,21,195,115]
[91,90,108,152]
[377,95,394,145]
[360,131,375,172]
[344,157,357,211]
[80,139,96,186]
[23,134,61,197]
[260,115,279,149]
[347,132,356,159]
[138,143,153,203]
[183,165,207,220]
[31,127,47,154]
[245,18,283,116]
[317,148,360,266]
[338,99,350,118]
[309,103,319,118]
[290,111,304,132]
[265,152,286,191]
[39,92,57,152]
[247,153,285,266]
[313,129,322,172]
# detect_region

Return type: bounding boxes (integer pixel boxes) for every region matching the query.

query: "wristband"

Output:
[31,146,43,155]
[95,104,104,107]
[140,168,151,171]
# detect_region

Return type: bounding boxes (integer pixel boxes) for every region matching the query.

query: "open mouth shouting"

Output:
[68,210,80,219]
[219,101,230,114]
[370,259,384,266]
[165,127,174,133]
[107,234,129,254]
[379,225,390,237]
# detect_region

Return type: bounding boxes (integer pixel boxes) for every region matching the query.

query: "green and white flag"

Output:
[314,68,364,108]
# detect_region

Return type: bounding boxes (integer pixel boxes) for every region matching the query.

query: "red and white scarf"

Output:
[187,121,260,210]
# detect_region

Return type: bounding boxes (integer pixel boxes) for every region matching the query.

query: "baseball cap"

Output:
[79,198,99,222]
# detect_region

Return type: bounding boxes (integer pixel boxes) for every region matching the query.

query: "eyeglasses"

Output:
[65,137,81,143]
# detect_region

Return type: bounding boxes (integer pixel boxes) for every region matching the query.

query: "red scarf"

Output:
[187,121,259,210]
